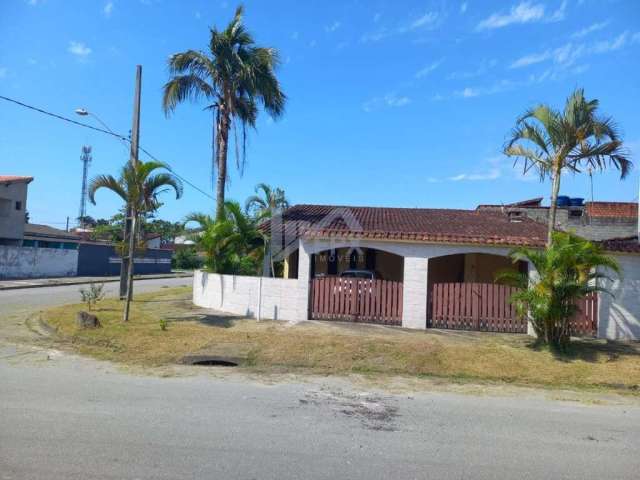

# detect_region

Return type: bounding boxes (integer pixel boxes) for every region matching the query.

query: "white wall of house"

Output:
[0,181,28,242]
[0,245,78,279]
[192,238,640,341]
[192,270,306,321]
[598,253,640,340]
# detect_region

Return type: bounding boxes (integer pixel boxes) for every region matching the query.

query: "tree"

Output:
[245,183,289,220]
[185,201,261,274]
[497,232,620,350]
[162,5,286,221]
[245,183,289,276]
[89,161,183,321]
[504,88,632,245]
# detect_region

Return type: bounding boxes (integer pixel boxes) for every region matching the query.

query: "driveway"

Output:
[1,278,639,479]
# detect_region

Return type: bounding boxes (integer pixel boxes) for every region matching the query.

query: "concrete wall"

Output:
[598,254,640,340]
[0,181,28,242]
[192,270,306,321]
[0,245,78,279]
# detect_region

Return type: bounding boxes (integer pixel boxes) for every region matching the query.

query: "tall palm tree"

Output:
[504,88,632,245]
[497,232,620,349]
[245,183,289,277]
[89,161,183,321]
[162,5,286,221]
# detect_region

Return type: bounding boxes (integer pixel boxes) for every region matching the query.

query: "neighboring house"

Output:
[0,175,33,246]
[194,202,640,341]
[477,197,638,241]
[23,223,81,249]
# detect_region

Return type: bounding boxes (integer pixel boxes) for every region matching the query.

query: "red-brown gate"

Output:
[310,277,403,325]
[429,282,526,333]
[429,283,598,335]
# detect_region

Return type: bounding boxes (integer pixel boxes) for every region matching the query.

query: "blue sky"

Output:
[1,0,639,228]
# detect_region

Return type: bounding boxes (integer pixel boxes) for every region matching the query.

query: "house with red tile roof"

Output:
[194,201,640,341]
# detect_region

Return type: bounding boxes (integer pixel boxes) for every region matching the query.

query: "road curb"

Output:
[0,274,193,291]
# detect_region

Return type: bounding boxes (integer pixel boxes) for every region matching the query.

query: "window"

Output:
[15,201,22,211]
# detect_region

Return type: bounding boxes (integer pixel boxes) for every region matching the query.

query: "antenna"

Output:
[78,145,92,229]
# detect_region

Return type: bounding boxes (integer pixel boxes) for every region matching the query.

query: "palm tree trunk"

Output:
[547,162,562,246]
[123,210,137,322]
[215,106,230,222]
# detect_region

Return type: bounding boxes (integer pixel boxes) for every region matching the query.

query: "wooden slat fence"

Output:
[568,292,598,336]
[429,283,598,336]
[429,282,526,333]
[310,277,402,325]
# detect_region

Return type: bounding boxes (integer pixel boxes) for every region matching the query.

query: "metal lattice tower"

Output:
[78,145,92,228]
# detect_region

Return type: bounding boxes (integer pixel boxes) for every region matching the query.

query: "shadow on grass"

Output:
[525,337,640,363]
[165,312,238,328]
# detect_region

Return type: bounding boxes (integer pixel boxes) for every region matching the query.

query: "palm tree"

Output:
[89,161,183,321]
[245,183,289,220]
[185,201,261,274]
[162,5,286,221]
[497,232,620,349]
[504,88,632,245]
[245,183,288,276]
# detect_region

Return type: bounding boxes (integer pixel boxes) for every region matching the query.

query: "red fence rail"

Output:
[429,283,598,336]
[310,277,403,325]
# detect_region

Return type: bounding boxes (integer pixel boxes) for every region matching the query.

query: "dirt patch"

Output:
[301,386,400,431]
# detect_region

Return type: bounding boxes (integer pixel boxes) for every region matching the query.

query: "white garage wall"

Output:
[192,270,305,321]
[0,245,78,279]
[598,254,640,340]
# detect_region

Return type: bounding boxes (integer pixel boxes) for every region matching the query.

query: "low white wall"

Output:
[598,254,640,341]
[192,270,304,321]
[0,245,78,279]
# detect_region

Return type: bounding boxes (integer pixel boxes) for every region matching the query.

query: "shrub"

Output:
[79,283,106,311]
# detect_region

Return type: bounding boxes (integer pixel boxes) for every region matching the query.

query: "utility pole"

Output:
[120,65,142,300]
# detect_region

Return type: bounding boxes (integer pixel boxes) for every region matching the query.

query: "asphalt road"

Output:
[1,278,639,479]
[0,276,192,317]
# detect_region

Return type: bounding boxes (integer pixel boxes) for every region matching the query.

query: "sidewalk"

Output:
[0,272,193,291]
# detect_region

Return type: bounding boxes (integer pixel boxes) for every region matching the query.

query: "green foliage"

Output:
[184,201,262,275]
[159,318,168,331]
[245,183,289,220]
[79,283,106,311]
[504,88,632,243]
[496,232,621,350]
[144,218,184,242]
[172,247,202,270]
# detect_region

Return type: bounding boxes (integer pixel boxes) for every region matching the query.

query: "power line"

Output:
[0,94,215,201]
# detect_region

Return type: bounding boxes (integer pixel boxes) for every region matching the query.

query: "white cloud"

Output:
[460,2,468,14]
[103,1,113,17]
[68,41,92,58]
[476,2,545,30]
[363,93,411,112]
[449,168,502,181]
[447,59,498,80]
[415,59,443,78]
[308,39,317,48]
[571,20,610,39]
[547,0,567,22]
[325,20,341,33]
[373,13,381,23]
[195,11,201,19]
[459,87,480,98]
[408,11,440,30]
[510,31,639,69]
[361,10,443,43]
